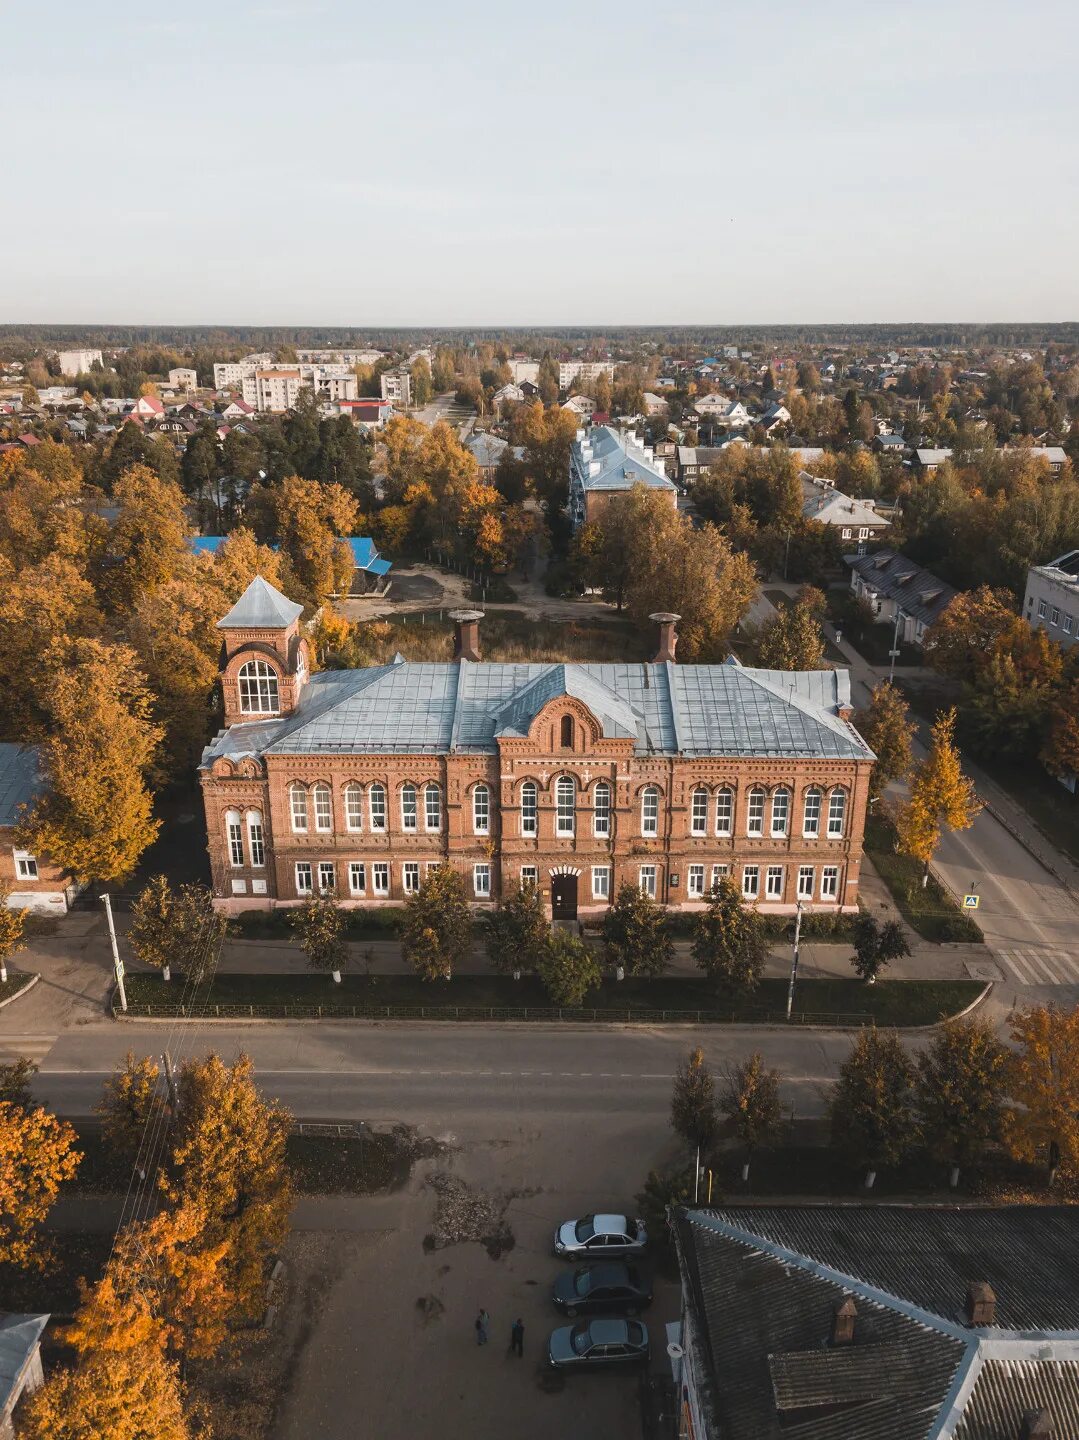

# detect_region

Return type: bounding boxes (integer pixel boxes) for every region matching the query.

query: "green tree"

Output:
[289,891,348,982]
[536,930,602,1007]
[855,682,915,797]
[721,1052,782,1181]
[0,1057,37,1107]
[602,882,673,978]
[897,708,981,885]
[401,864,473,981]
[180,419,221,510]
[850,914,909,983]
[670,1046,717,1153]
[483,882,548,978]
[830,1027,918,1186]
[755,597,826,670]
[916,1017,1007,1186]
[692,877,770,996]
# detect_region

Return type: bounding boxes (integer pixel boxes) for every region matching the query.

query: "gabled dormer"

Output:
[217,576,310,726]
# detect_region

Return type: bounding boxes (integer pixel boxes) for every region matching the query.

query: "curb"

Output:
[979,796,1077,895]
[0,972,39,1010]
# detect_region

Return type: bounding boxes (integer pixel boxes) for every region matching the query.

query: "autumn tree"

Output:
[0,884,27,983]
[692,877,770,997]
[0,1099,81,1267]
[0,1057,37,1107]
[897,708,980,884]
[95,463,192,615]
[483,881,548,978]
[536,930,602,1008]
[0,554,102,735]
[95,1053,162,1168]
[401,863,474,981]
[17,638,162,884]
[855,682,915,797]
[829,1027,918,1186]
[290,890,348,982]
[721,1052,783,1180]
[849,914,909,983]
[755,596,826,670]
[602,882,674,978]
[916,1016,1007,1186]
[246,474,358,602]
[925,586,1030,686]
[128,877,226,983]
[1002,1004,1079,1182]
[18,1345,201,1440]
[671,1047,718,1154]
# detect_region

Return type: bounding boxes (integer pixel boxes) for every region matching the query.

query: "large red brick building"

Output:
[199,579,874,917]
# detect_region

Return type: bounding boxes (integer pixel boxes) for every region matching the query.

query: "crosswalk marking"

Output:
[995,949,1079,986]
[0,1034,59,1065]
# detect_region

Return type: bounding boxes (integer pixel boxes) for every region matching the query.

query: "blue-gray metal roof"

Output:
[573,426,675,494]
[0,745,45,827]
[0,1314,49,1418]
[217,576,304,630]
[202,659,870,763]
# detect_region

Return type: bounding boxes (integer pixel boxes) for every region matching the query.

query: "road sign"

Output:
[963,894,980,910]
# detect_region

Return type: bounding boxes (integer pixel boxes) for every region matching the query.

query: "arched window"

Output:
[289,784,308,833]
[401,782,418,832]
[746,786,765,837]
[690,787,708,836]
[369,782,387,831]
[520,780,537,836]
[827,788,847,838]
[473,783,490,835]
[593,781,611,837]
[246,809,265,868]
[560,715,574,749]
[770,787,790,838]
[313,783,332,833]
[425,783,441,832]
[715,787,733,837]
[802,786,822,838]
[556,776,576,836]
[237,659,279,715]
[641,785,659,837]
[344,783,364,832]
[225,809,244,867]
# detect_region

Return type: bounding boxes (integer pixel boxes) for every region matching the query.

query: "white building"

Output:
[561,395,596,419]
[56,348,102,376]
[692,392,733,417]
[380,368,413,407]
[168,367,198,392]
[559,360,615,390]
[1024,551,1079,651]
[507,360,540,385]
[243,370,304,413]
[295,349,384,365]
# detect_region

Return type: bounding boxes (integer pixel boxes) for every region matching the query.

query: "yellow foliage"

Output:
[0,1100,81,1269]
[896,707,980,869]
[18,1344,204,1440]
[1001,1004,1079,1178]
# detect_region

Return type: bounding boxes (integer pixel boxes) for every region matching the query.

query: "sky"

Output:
[4,0,1078,325]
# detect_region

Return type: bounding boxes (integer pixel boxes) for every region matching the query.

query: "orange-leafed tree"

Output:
[17,1345,204,1440]
[1002,1004,1079,1182]
[0,1100,81,1268]
[95,1052,162,1168]
[896,707,980,885]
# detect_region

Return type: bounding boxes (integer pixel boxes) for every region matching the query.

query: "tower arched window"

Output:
[246,809,265,868]
[560,715,574,749]
[237,659,279,715]
[690,787,708,836]
[225,809,244,867]
[556,776,576,836]
[520,780,537,836]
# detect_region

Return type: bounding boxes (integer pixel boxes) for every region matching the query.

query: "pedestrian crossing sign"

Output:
[963,894,980,909]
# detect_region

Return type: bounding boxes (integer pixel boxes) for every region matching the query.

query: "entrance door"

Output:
[551,874,578,921]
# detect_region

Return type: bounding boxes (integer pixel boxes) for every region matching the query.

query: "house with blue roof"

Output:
[188,534,392,594]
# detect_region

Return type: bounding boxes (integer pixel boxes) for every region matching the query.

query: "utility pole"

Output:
[888,608,902,682]
[786,901,804,1021]
[101,892,127,1013]
[161,1050,180,1113]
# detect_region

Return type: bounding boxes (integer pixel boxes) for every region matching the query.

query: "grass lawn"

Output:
[864,813,983,943]
[0,972,36,1006]
[123,970,983,1027]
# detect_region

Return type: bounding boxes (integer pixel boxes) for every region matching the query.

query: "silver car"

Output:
[547,1317,650,1370]
[553,1212,647,1259]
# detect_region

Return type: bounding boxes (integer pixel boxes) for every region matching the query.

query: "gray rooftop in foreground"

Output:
[203,658,869,764]
[217,576,304,630]
[0,1313,48,1419]
[0,744,45,828]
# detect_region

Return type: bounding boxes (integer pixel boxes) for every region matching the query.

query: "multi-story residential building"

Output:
[295,349,384,365]
[242,370,303,413]
[380,367,413,407]
[199,584,873,917]
[559,360,615,390]
[56,348,102,376]
[569,425,677,527]
[1024,551,1079,650]
[167,367,198,392]
[507,360,540,385]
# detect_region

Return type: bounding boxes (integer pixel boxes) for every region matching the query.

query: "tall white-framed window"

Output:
[425,784,441,832]
[401,782,418,832]
[246,810,264,868]
[638,865,657,899]
[520,780,538,836]
[797,865,815,899]
[313,783,332,834]
[369,783,387,831]
[349,862,366,896]
[765,865,784,899]
[711,863,729,891]
[318,861,336,893]
[687,863,705,898]
[237,658,279,715]
[746,788,765,837]
[403,861,420,893]
[821,865,840,899]
[827,790,847,838]
[473,783,490,835]
[802,787,822,838]
[593,781,611,838]
[690,788,708,836]
[641,786,659,837]
[715,787,733,837]
[344,783,363,832]
[289,784,308,834]
[13,849,38,881]
[473,863,491,898]
[592,865,611,900]
[556,776,576,836]
[521,865,538,888]
[295,862,313,895]
[226,809,244,867]
[372,862,389,895]
[742,865,760,899]
[770,788,790,838]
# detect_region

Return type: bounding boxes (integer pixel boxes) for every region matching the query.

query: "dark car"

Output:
[552,1263,653,1317]
[547,1318,650,1371]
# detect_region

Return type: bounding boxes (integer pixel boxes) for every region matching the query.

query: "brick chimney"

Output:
[450,609,484,662]
[966,1281,997,1327]
[1020,1409,1053,1440]
[830,1297,857,1345]
[650,612,680,664]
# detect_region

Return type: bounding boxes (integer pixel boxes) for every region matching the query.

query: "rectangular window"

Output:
[771,790,789,837]
[766,865,784,899]
[638,865,657,899]
[349,862,366,896]
[711,863,729,891]
[474,787,490,835]
[690,790,708,836]
[593,786,610,837]
[401,788,418,831]
[641,790,659,837]
[403,862,420,893]
[1038,600,1048,618]
[369,788,387,831]
[687,863,705,898]
[715,791,733,836]
[473,863,491,898]
[841,527,852,539]
[345,788,363,831]
[247,816,265,868]
[1052,607,1061,626]
[318,861,336,893]
[821,866,839,899]
[827,791,846,838]
[742,865,760,899]
[521,786,538,836]
[556,783,575,837]
[290,788,308,833]
[521,865,538,888]
[314,788,332,833]
[372,863,389,896]
[1065,614,1074,635]
[803,790,821,837]
[295,862,313,895]
[747,791,765,836]
[231,878,247,895]
[425,787,441,831]
[227,817,244,867]
[798,865,815,899]
[592,866,611,900]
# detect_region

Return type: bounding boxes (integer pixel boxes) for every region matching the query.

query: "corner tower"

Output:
[217,576,309,726]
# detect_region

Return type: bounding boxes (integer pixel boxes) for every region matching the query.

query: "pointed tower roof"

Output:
[216,576,303,630]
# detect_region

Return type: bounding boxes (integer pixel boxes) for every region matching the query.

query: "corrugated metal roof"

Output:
[0,1313,49,1416]
[0,745,45,828]
[216,576,304,630]
[954,1359,1079,1440]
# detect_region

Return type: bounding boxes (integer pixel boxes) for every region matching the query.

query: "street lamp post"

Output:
[888,609,902,681]
[101,892,127,1013]
[786,900,804,1021]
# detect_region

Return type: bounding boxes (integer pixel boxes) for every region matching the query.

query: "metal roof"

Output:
[0,1313,49,1420]
[0,745,45,828]
[801,474,891,530]
[847,550,956,627]
[216,575,304,630]
[571,426,675,494]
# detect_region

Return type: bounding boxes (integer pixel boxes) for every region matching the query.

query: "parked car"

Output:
[553,1262,652,1317]
[548,1317,649,1370]
[553,1213,647,1259]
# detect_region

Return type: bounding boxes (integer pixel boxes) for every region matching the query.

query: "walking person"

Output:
[475,1308,489,1346]
[511,1317,524,1357]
